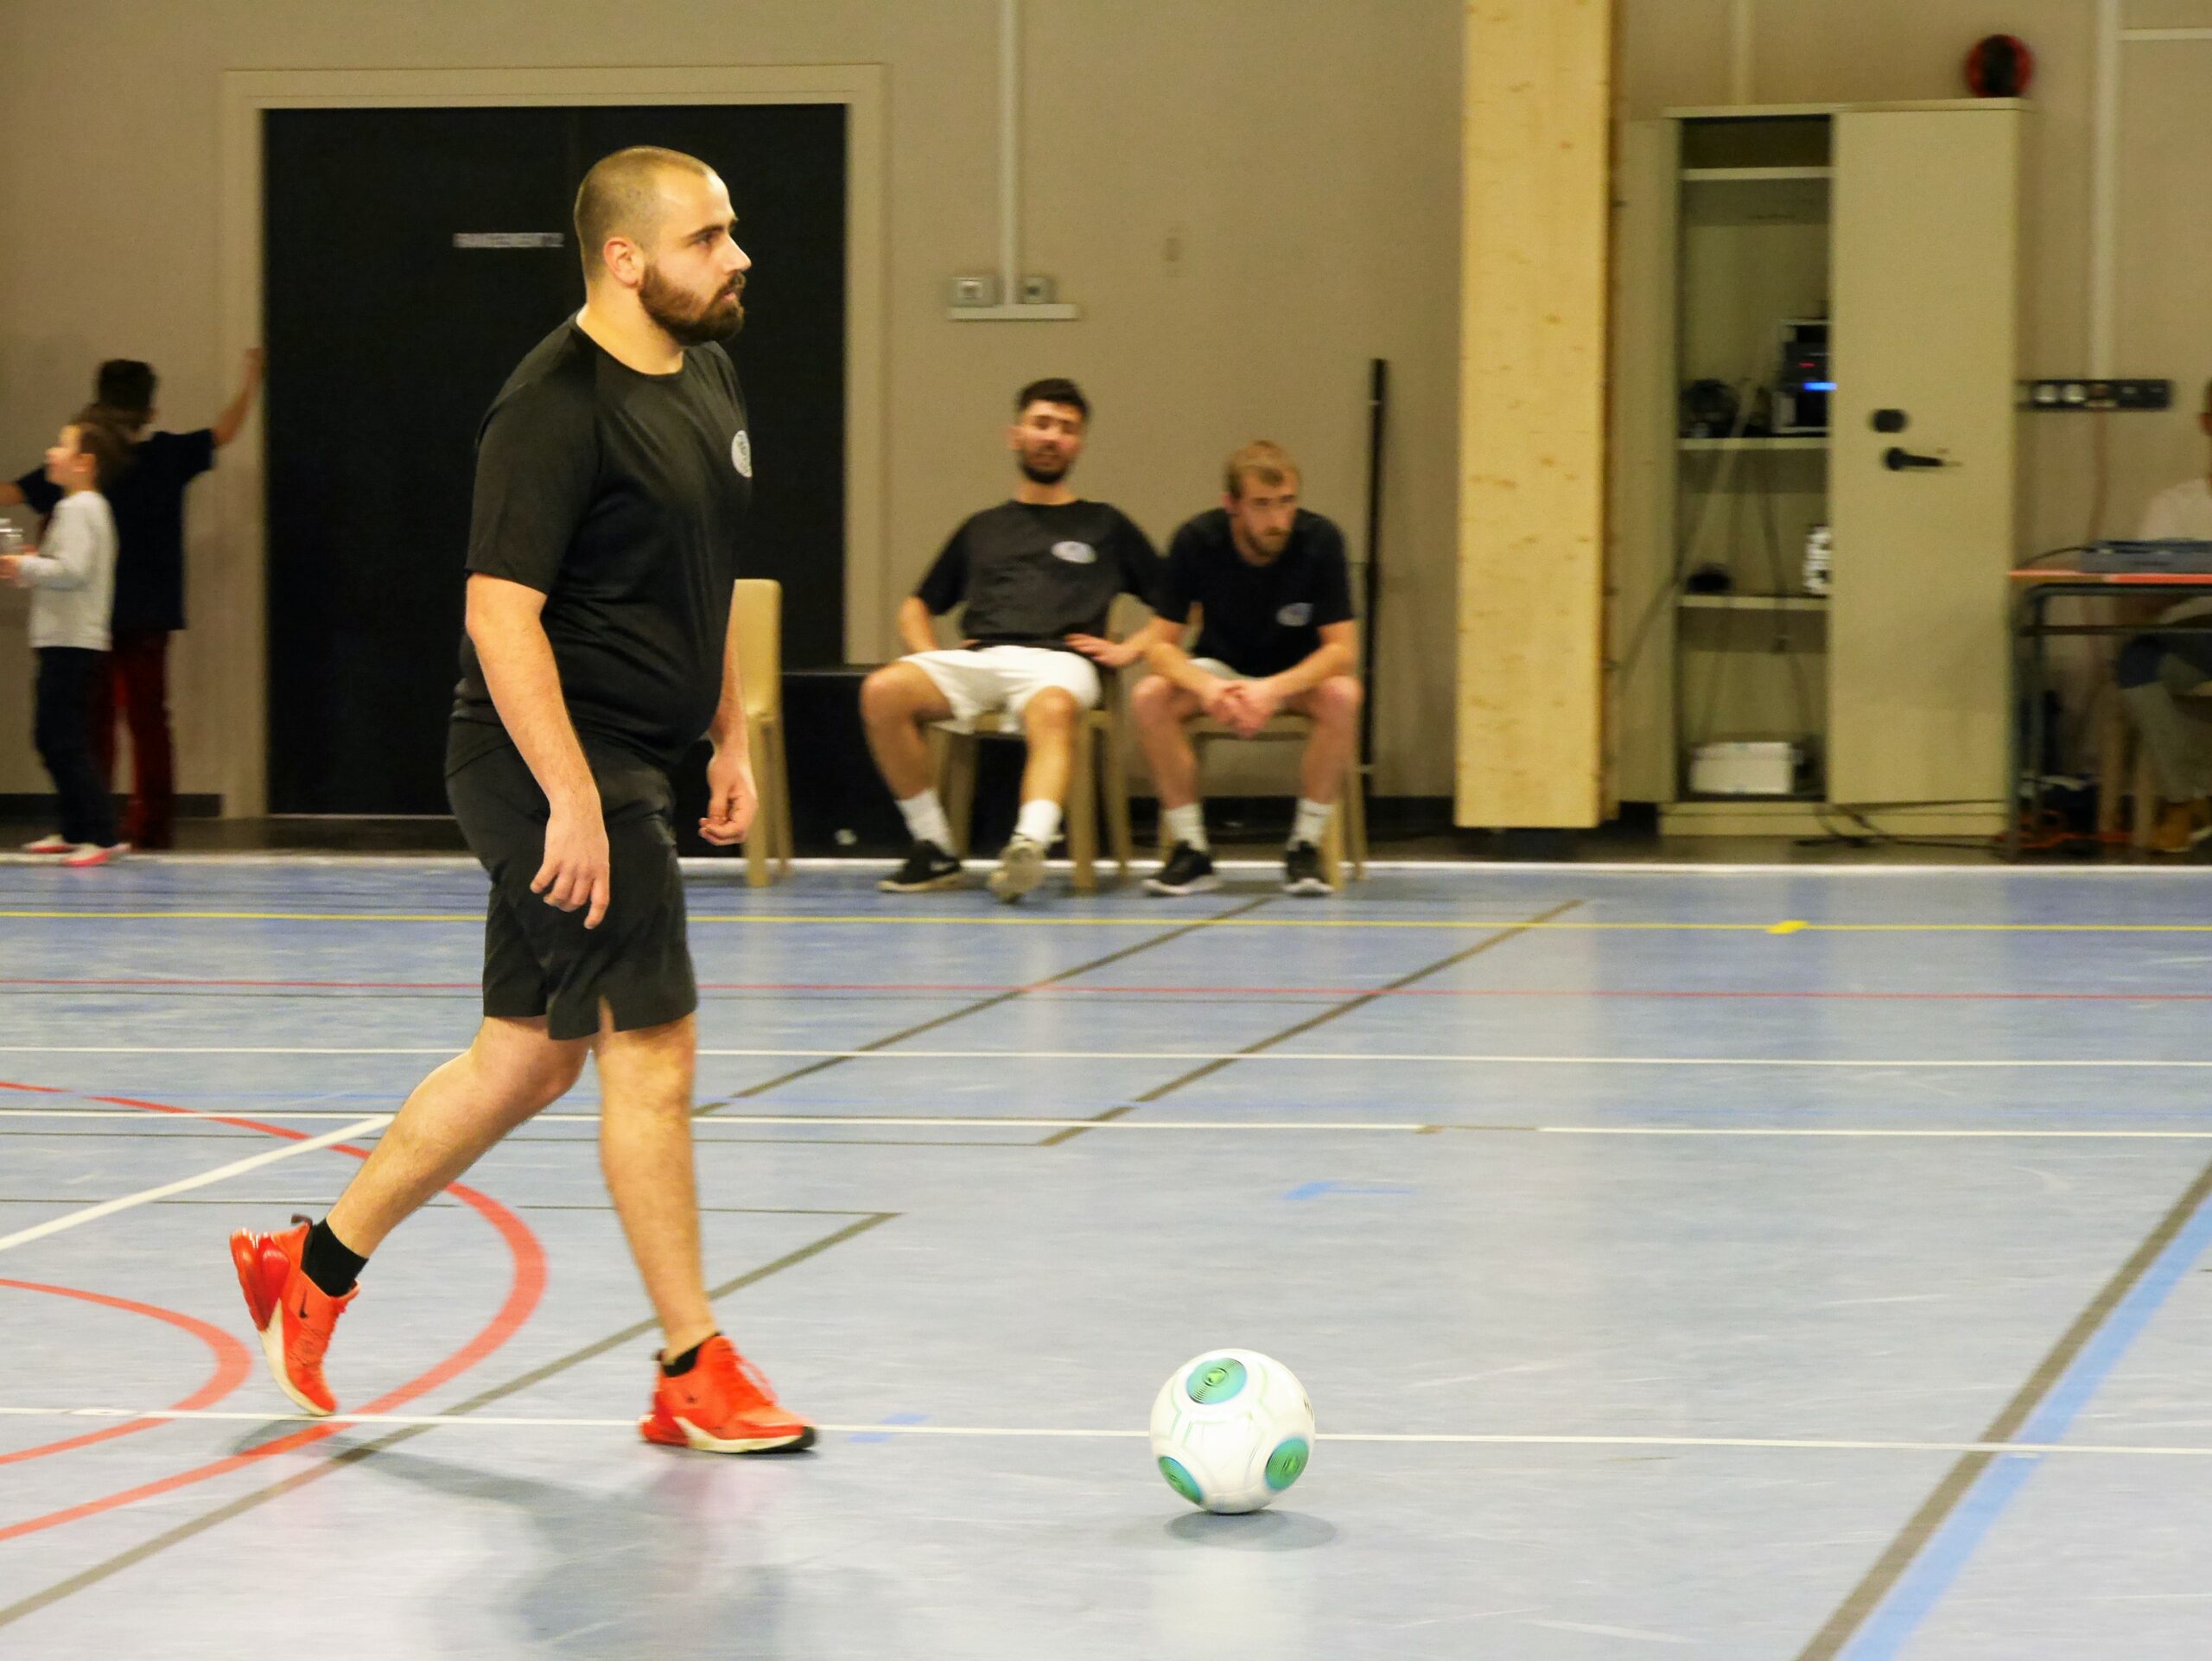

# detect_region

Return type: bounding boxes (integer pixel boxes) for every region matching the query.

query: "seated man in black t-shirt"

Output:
[861,378,1166,901]
[3,349,264,850]
[1134,441,1361,896]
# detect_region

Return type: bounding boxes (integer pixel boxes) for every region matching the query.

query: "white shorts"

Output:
[907,646,1102,734]
[1188,658,1254,684]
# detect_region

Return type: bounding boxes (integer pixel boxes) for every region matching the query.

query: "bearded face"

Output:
[640,258,745,346]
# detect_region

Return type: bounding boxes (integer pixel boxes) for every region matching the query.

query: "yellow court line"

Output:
[3,908,2211,934]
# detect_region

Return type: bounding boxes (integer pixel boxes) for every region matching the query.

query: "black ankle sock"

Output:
[661,1334,717,1377]
[302,1219,366,1297]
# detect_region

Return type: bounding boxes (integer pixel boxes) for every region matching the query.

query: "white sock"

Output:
[1290,797,1333,849]
[898,790,952,852]
[1163,803,1208,853]
[1015,799,1063,847]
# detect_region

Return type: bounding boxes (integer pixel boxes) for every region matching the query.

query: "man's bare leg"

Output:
[1286,676,1363,805]
[327,1015,588,1256]
[594,1009,716,1358]
[1130,675,1205,811]
[1017,685,1078,811]
[860,660,955,799]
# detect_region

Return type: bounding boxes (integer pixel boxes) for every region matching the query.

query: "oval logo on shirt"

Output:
[731,430,753,478]
[1051,540,1097,564]
[1277,601,1314,628]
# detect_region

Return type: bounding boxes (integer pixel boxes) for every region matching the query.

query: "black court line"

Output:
[1793,1150,2212,1658]
[692,895,1274,1115]
[1037,899,1584,1146]
[0,1212,897,1632]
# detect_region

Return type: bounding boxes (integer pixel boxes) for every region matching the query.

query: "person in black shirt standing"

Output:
[861,379,1164,901]
[3,350,264,850]
[1135,441,1361,896]
[227,146,812,1453]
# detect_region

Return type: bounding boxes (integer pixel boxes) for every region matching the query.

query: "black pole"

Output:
[1360,359,1388,773]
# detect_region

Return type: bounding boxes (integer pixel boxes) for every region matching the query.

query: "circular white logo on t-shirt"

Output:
[1052,540,1097,564]
[1277,601,1314,627]
[731,430,753,478]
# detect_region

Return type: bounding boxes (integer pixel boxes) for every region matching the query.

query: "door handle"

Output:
[1882,446,1949,471]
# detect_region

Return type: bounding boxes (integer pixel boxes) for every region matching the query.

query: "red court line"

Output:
[5,976,2211,1002]
[0,1081,545,1543]
[0,1280,252,1467]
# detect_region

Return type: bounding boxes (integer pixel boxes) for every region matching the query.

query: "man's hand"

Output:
[1066,633,1143,669]
[0,553,22,583]
[532,799,611,928]
[1196,675,1239,722]
[243,346,267,384]
[699,745,759,846]
[1217,678,1281,739]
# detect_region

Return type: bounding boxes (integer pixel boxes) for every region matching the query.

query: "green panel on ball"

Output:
[1158,1456,1204,1505]
[1185,1358,1248,1403]
[1264,1437,1310,1491]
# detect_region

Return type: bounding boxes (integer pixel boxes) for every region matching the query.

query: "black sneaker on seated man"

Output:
[880,839,963,893]
[1145,842,1219,896]
[1282,841,1332,896]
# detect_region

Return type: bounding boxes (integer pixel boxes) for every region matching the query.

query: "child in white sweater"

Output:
[0,415,124,864]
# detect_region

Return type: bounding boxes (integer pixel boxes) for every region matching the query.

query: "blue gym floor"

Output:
[4,856,2212,1658]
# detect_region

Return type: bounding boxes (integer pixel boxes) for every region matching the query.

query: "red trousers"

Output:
[90,628,175,850]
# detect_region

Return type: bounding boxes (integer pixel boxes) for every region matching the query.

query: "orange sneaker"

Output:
[230,1218,356,1416]
[640,1336,815,1453]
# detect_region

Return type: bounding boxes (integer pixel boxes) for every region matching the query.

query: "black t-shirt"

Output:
[1157,508,1354,677]
[450,320,752,775]
[913,500,1160,648]
[16,429,215,632]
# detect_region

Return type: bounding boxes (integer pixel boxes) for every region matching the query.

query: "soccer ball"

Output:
[1149,1348,1314,1513]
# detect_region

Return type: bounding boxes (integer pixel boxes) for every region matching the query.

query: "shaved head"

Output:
[573,146,715,277]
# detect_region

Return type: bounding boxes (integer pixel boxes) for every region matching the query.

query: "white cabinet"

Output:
[1607,101,2026,836]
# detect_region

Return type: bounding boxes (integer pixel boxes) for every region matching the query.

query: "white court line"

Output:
[10,1106,2212,1141]
[0,1115,390,1253]
[2,1405,2209,1459]
[9,851,2168,875]
[3,1045,2210,1069]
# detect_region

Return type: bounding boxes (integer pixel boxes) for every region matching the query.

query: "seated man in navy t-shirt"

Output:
[1135,441,1361,896]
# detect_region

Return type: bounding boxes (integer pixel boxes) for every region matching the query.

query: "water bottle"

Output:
[1803,523,1832,596]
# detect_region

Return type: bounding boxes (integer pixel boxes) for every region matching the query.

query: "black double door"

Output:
[264,104,846,813]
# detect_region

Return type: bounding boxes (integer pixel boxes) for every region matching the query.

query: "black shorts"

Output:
[445,728,696,1041]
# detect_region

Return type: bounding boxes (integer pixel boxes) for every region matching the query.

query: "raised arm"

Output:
[212,347,267,449]
[465,573,608,926]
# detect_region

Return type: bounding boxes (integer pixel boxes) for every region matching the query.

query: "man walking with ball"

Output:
[229,146,812,1452]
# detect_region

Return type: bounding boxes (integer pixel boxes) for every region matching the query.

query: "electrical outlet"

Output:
[2018,378,2172,411]
[1018,275,1057,306]
[948,275,1001,309]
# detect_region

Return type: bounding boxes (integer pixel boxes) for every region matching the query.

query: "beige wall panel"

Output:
[0,0,1463,811]
[1458,0,1613,827]
[2113,42,2212,519]
[2126,1,2212,29]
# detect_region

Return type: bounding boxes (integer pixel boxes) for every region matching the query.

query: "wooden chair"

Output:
[731,578,793,886]
[932,666,1136,893]
[1161,713,1370,888]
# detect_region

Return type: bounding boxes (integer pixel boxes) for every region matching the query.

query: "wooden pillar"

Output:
[1457,0,1614,827]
